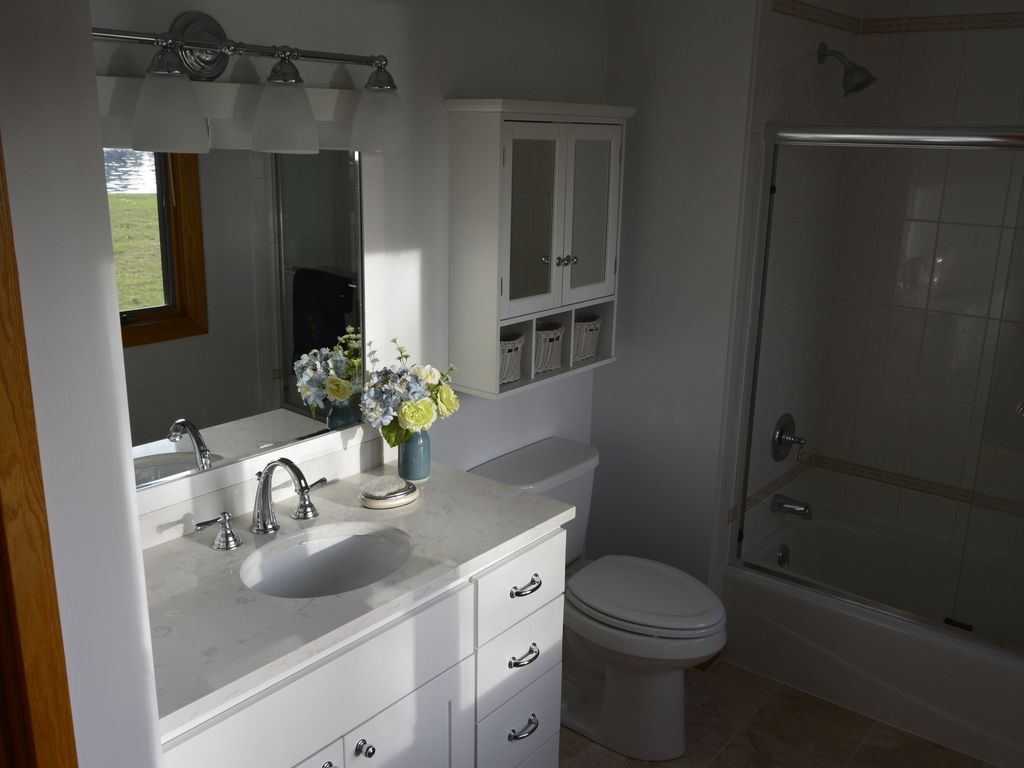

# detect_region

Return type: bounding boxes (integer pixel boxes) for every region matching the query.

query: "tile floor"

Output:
[558,661,993,768]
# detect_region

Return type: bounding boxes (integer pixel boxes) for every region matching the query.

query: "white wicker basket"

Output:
[499,332,524,384]
[572,313,602,362]
[534,322,563,373]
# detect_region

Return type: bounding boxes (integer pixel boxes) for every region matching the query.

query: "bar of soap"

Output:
[359,476,419,509]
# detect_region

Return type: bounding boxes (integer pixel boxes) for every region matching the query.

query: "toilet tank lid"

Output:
[469,437,599,494]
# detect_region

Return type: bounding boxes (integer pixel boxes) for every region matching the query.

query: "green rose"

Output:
[435,383,460,418]
[397,398,437,432]
[324,376,354,403]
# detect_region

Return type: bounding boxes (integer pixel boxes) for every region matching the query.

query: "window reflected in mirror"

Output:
[103,149,208,347]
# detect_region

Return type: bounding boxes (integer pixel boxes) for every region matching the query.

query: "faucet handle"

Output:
[292,477,327,520]
[194,512,242,551]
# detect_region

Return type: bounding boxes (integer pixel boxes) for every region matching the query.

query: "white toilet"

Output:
[471,437,726,762]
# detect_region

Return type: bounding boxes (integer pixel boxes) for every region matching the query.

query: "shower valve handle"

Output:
[771,413,807,462]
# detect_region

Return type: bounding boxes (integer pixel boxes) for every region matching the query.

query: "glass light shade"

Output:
[350,90,408,153]
[132,72,210,154]
[252,83,319,154]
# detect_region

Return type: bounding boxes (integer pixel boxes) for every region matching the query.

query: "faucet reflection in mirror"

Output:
[92,10,401,154]
[294,327,364,430]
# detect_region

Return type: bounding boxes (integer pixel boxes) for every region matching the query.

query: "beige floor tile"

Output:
[680,662,780,767]
[560,726,592,764]
[846,723,986,768]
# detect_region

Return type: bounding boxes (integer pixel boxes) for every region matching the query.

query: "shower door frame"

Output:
[731,124,1024,653]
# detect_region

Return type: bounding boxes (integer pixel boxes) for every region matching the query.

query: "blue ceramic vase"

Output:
[398,431,430,481]
[327,395,361,430]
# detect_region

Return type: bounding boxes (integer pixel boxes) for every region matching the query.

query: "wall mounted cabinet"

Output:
[447,100,634,398]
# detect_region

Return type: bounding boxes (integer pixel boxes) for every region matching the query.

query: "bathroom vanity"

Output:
[141,450,573,768]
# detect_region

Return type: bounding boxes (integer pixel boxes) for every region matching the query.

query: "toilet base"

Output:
[561,628,687,761]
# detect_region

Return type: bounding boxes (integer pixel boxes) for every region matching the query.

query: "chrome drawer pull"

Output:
[354,739,376,758]
[507,713,539,742]
[508,642,540,669]
[509,573,542,598]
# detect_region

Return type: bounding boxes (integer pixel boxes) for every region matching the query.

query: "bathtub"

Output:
[723,528,1024,767]
[745,515,966,625]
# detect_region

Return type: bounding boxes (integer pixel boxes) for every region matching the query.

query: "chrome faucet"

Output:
[771,493,813,519]
[250,457,327,534]
[167,418,212,470]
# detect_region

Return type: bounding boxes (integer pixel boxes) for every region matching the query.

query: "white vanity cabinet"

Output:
[160,530,568,768]
[162,586,475,768]
[446,99,634,398]
[472,530,567,768]
[297,656,475,768]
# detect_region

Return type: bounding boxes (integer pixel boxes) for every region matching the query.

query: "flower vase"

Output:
[398,431,430,481]
[327,395,361,430]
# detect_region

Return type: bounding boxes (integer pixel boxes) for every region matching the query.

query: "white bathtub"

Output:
[745,515,965,625]
[723,557,1024,767]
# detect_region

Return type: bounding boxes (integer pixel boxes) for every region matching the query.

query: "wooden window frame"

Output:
[119,153,208,347]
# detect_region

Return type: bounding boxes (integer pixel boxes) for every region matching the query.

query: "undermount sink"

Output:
[240,522,414,599]
[134,452,224,485]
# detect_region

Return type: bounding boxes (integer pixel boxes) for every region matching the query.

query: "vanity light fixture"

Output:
[252,50,319,154]
[92,11,399,153]
[132,40,210,154]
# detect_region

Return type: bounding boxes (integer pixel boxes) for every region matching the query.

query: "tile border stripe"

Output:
[745,454,1023,517]
[773,0,1024,33]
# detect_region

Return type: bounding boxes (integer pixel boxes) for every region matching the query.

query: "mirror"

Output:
[107,148,364,488]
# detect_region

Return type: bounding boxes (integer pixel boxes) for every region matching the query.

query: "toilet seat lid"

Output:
[567,555,725,636]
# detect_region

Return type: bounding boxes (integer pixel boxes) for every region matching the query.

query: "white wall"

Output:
[91,0,613,472]
[587,0,758,582]
[0,3,163,767]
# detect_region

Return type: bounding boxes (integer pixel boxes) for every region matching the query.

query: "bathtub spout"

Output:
[771,493,813,519]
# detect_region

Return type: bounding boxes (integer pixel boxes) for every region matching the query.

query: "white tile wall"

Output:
[869,219,936,308]
[851,385,914,471]
[940,151,1013,227]
[880,150,947,222]
[904,395,974,484]
[861,305,926,391]
[915,311,986,402]
[893,31,966,125]
[954,29,1024,126]
[974,409,1024,500]
[832,217,879,301]
[928,224,1001,315]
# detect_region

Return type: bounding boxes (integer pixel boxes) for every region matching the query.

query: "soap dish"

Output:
[359,476,419,509]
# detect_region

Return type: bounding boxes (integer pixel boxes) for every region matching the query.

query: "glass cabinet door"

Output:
[563,123,620,305]
[502,121,565,318]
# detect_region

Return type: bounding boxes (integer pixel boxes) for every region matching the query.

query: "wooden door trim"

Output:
[0,133,78,765]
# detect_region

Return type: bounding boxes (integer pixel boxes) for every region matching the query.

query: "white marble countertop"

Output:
[143,461,574,741]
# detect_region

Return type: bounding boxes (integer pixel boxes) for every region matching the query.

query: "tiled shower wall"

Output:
[722,0,1024,557]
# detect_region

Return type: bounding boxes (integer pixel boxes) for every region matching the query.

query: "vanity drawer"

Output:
[474,530,565,645]
[476,663,562,768]
[516,733,559,768]
[476,594,563,720]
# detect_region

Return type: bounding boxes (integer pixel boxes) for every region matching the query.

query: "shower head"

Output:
[817,42,877,96]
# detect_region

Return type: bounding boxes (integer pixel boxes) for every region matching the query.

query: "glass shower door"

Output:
[739,138,1024,649]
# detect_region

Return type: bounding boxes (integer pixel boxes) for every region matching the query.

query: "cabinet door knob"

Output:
[541,255,551,264]
[569,255,579,265]
[322,762,336,768]
[508,642,540,669]
[355,739,376,758]
[507,713,540,742]
[509,573,542,598]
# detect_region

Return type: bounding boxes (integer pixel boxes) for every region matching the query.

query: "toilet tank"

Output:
[469,437,599,563]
